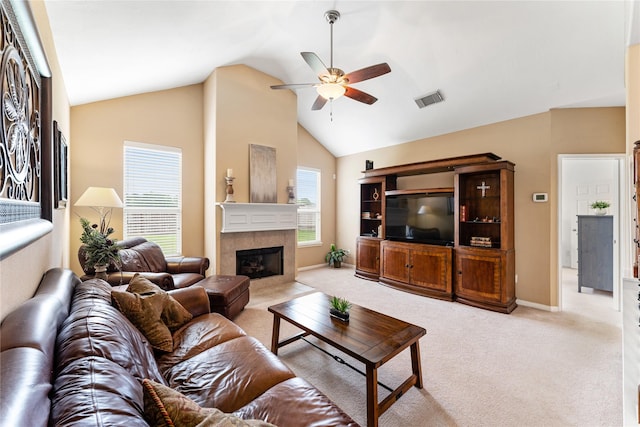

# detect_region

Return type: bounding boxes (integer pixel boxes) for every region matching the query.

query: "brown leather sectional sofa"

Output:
[0,268,358,426]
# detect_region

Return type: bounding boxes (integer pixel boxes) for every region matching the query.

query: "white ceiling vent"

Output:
[415,90,444,109]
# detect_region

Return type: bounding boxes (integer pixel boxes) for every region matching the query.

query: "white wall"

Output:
[560,157,620,268]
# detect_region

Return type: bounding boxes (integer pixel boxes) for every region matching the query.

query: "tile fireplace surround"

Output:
[217,203,297,286]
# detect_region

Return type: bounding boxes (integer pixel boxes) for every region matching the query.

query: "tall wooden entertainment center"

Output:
[355,153,516,313]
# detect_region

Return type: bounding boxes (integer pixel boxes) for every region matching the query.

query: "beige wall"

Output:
[337,107,625,308]
[0,1,70,320]
[203,65,298,273]
[297,124,337,268]
[69,85,204,276]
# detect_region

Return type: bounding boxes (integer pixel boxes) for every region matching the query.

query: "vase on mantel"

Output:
[94,264,108,280]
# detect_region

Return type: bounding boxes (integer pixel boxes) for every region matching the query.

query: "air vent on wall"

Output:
[415,90,444,109]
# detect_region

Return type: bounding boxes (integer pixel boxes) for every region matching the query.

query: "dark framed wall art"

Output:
[0,0,54,259]
[53,121,68,208]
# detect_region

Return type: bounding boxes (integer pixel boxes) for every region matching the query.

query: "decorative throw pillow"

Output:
[111,291,173,352]
[128,274,193,332]
[141,379,276,427]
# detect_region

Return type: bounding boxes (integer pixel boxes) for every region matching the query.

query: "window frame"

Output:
[123,141,182,256]
[296,167,322,247]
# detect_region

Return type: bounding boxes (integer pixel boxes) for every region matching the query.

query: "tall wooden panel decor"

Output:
[249,144,277,203]
[0,1,53,259]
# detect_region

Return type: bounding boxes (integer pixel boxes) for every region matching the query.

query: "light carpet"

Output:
[233,266,622,427]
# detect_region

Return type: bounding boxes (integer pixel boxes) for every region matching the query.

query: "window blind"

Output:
[123,141,182,255]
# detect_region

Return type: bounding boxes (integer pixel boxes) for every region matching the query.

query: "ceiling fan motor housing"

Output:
[321,68,346,84]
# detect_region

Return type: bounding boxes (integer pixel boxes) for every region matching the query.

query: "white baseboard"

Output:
[297,262,354,273]
[517,299,560,312]
[297,264,326,272]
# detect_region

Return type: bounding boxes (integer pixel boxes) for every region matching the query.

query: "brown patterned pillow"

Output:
[127,274,193,332]
[141,379,276,427]
[111,291,173,352]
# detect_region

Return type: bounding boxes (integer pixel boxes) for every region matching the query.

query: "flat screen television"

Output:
[385,192,455,246]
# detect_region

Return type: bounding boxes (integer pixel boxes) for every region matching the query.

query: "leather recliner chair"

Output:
[78,237,209,290]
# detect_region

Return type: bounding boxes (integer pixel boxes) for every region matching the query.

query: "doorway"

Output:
[558,155,625,311]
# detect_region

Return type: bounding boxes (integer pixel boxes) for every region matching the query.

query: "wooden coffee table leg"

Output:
[366,365,379,427]
[270,315,281,355]
[410,340,423,389]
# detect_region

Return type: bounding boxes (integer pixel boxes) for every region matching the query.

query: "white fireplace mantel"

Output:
[216,203,297,233]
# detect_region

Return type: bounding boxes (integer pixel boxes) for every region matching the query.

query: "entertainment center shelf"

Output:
[386,187,454,196]
[355,153,516,313]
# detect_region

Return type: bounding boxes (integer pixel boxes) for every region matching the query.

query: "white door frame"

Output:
[557,154,627,311]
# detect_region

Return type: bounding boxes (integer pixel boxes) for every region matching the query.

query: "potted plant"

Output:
[329,296,352,322]
[79,217,122,279]
[590,200,610,215]
[325,243,349,268]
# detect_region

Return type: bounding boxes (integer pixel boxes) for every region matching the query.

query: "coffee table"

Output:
[268,292,426,427]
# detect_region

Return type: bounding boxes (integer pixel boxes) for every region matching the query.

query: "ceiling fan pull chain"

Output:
[330,99,334,122]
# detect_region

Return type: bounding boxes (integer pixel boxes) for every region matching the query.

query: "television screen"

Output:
[385,192,455,246]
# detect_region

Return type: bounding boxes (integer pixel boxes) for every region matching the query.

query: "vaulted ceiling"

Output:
[44,1,632,157]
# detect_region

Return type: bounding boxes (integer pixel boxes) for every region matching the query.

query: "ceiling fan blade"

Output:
[270,83,317,90]
[311,95,328,111]
[301,52,329,76]
[344,63,391,84]
[344,86,378,105]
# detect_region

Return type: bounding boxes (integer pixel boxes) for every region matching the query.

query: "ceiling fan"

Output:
[270,10,391,111]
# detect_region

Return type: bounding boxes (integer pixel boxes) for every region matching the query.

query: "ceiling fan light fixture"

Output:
[317,83,346,100]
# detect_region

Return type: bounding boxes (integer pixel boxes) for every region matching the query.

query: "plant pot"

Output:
[94,264,108,280]
[594,208,607,216]
[329,308,349,322]
[332,261,342,268]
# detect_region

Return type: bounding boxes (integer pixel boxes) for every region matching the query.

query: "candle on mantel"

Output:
[288,179,294,187]
[227,168,233,178]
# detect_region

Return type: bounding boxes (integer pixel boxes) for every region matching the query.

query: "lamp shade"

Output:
[317,83,346,100]
[75,187,123,208]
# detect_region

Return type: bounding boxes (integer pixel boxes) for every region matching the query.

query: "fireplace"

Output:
[217,203,297,286]
[236,246,283,279]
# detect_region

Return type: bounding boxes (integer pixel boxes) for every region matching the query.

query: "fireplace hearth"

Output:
[236,246,283,279]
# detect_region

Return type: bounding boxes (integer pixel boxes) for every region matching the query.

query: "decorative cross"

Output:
[477,181,490,197]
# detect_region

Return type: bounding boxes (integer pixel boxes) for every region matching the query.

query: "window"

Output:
[123,141,182,255]
[297,167,321,246]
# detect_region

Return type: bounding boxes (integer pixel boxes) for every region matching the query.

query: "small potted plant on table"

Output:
[329,296,352,322]
[590,200,610,215]
[325,243,349,268]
